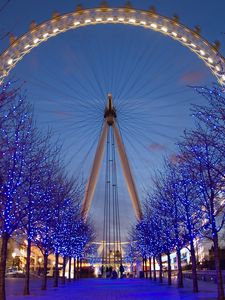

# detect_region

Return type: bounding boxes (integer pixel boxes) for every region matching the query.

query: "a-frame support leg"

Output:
[82,122,109,219]
[113,123,142,220]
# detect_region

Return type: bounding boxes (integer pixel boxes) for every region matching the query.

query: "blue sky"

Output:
[0,0,224,240]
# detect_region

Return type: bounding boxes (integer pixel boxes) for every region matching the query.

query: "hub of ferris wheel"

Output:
[104,93,117,126]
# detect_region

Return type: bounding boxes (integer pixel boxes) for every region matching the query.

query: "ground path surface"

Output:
[7,278,220,300]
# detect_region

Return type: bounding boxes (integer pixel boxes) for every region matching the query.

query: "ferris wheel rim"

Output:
[0,6,224,85]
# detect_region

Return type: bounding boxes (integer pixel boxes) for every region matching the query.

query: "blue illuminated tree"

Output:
[52,175,85,286]
[178,127,225,300]
[22,131,54,295]
[164,160,202,292]
[146,194,175,285]
[0,82,34,300]
[152,169,186,288]
[32,151,64,290]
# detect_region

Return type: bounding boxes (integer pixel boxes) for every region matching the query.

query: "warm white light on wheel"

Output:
[200,50,205,56]
[107,17,114,21]
[24,44,30,49]
[85,19,91,23]
[129,18,136,23]
[208,57,213,64]
[43,33,48,38]
[222,75,225,81]
[7,58,13,65]
[118,17,124,21]
[191,43,196,48]
[53,28,59,33]
[96,18,102,22]
[74,21,80,26]
[182,37,187,42]
[161,26,167,32]
[151,23,157,28]
[140,21,146,25]
[216,66,221,72]
[33,38,39,44]
[172,32,177,37]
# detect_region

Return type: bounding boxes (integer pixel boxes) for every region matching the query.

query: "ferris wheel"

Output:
[1,3,224,266]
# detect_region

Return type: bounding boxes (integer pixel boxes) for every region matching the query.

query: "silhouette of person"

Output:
[119,264,125,278]
[101,265,104,277]
[106,266,109,278]
[109,266,113,277]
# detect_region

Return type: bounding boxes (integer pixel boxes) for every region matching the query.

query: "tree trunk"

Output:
[153,256,156,281]
[73,258,76,280]
[142,257,145,278]
[78,258,81,279]
[0,232,9,300]
[145,257,148,278]
[167,252,172,286]
[53,252,59,287]
[79,258,82,279]
[190,238,198,293]
[76,258,79,279]
[149,257,152,280]
[159,254,163,283]
[213,231,224,300]
[68,257,71,282]
[41,253,48,290]
[24,238,31,295]
[176,248,183,288]
[62,256,66,284]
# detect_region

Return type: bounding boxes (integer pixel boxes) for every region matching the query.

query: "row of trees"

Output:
[0,82,94,300]
[130,85,225,300]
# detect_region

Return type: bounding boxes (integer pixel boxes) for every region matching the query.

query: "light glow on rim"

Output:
[161,26,168,32]
[200,50,205,56]
[151,23,157,28]
[216,66,221,72]
[7,58,13,65]
[33,38,39,44]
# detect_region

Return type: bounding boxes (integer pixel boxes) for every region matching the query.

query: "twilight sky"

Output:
[0,0,224,241]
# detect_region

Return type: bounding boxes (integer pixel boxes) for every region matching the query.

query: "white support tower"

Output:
[81,93,142,220]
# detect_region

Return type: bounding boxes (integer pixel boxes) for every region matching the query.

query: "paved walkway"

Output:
[7,278,220,300]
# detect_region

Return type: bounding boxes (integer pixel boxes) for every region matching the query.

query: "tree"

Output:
[152,170,186,288]
[178,127,225,299]
[32,156,61,291]
[52,174,84,287]
[164,160,202,292]
[22,131,55,295]
[0,82,34,300]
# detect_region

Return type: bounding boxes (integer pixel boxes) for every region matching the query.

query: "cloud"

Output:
[180,70,207,85]
[149,143,166,152]
[168,153,186,164]
[168,153,180,164]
